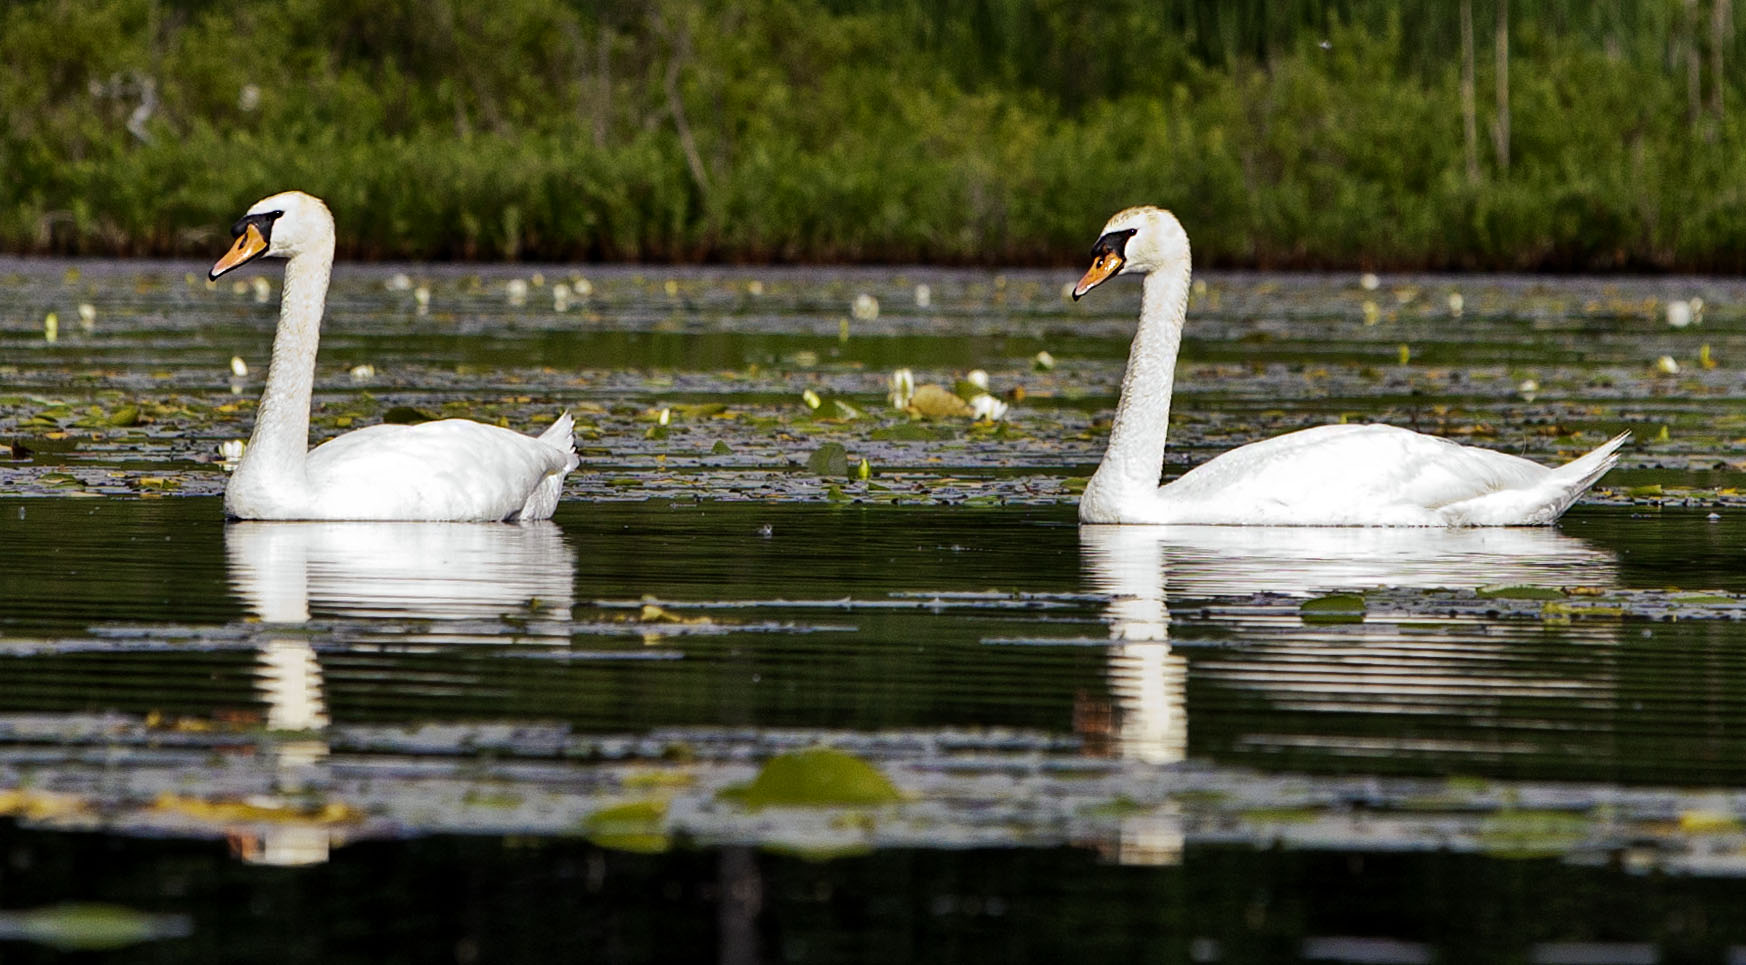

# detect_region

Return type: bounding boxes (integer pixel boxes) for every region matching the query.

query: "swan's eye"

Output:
[231,211,285,241]
[1090,228,1137,259]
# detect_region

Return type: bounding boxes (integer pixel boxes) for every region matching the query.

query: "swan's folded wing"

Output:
[305,419,574,520]
[1164,424,1548,522]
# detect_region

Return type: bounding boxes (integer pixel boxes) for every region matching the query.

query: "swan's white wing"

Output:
[1160,424,1548,524]
[305,419,573,521]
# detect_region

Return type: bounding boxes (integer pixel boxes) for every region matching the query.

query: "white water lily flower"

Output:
[964,369,990,390]
[505,278,529,306]
[552,283,571,312]
[230,355,249,377]
[914,283,931,308]
[386,272,413,292]
[888,367,915,409]
[851,292,879,321]
[1033,350,1056,371]
[1359,272,1380,291]
[1447,292,1464,316]
[78,303,96,330]
[251,276,272,303]
[1666,300,1692,328]
[348,364,375,382]
[413,285,431,314]
[969,393,1008,422]
[573,276,595,296]
[1655,355,1680,374]
[218,439,246,467]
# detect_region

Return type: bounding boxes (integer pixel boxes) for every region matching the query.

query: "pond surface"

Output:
[4,260,1746,962]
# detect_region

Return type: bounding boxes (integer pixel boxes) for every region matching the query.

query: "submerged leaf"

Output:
[383,406,436,424]
[0,904,192,951]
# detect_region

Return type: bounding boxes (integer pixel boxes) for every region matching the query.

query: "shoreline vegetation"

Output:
[5,0,1746,271]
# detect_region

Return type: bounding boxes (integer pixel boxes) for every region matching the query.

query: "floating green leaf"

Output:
[806,442,849,477]
[583,799,670,854]
[719,748,903,809]
[1300,593,1366,623]
[1476,584,1566,600]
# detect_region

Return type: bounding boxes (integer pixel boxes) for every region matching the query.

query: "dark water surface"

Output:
[5,262,1746,961]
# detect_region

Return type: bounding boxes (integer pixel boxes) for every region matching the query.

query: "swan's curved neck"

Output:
[1090,260,1191,501]
[233,239,334,495]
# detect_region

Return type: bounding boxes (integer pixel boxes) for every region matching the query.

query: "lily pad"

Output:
[1476,584,1567,600]
[718,748,903,809]
[583,799,670,853]
[806,442,850,477]
[1300,593,1366,624]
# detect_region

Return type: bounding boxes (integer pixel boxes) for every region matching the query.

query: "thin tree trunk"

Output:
[1688,0,1704,127]
[1711,0,1730,122]
[1460,0,1480,184]
[659,14,711,200]
[596,28,612,149]
[1493,0,1510,175]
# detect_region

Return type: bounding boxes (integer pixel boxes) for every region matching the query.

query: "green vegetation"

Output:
[4,0,1746,268]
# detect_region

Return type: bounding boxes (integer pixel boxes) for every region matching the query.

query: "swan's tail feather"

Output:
[1542,430,1630,519]
[1442,430,1629,525]
[539,410,580,472]
[513,411,578,521]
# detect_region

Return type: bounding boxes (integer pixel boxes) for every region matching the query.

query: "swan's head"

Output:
[1072,206,1189,300]
[209,191,334,280]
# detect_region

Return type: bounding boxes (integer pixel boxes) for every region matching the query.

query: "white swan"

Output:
[210,191,577,520]
[1070,206,1629,526]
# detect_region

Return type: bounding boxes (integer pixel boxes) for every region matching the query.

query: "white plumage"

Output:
[211,191,577,521]
[1071,206,1627,526]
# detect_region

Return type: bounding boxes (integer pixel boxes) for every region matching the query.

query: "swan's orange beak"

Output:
[1072,251,1124,300]
[210,223,269,280]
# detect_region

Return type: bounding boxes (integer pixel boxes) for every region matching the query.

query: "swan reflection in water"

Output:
[226,520,575,627]
[1078,524,1619,865]
[221,520,576,865]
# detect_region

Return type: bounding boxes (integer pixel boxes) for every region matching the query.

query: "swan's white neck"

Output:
[228,238,334,512]
[1083,261,1190,518]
